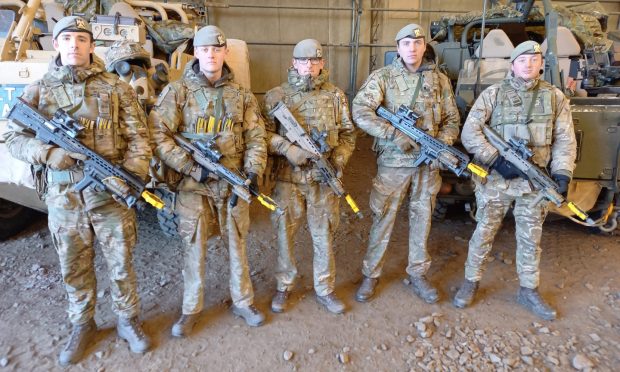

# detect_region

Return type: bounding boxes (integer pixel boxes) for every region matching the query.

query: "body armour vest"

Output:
[40,61,123,163]
[490,79,556,167]
[375,62,445,167]
[275,69,342,183]
[175,70,246,171]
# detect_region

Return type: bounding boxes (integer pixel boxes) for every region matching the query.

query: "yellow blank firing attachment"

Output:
[567,201,593,224]
[345,194,363,219]
[257,194,284,214]
[142,190,165,209]
[467,163,488,178]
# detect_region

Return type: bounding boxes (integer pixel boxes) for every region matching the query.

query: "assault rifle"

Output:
[8,98,164,210]
[270,102,363,218]
[376,105,488,179]
[481,126,593,223]
[172,133,283,214]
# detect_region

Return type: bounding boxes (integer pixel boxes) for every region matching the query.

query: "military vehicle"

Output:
[0,0,251,239]
[429,0,619,233]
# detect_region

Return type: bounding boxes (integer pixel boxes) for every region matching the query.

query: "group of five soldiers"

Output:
[4,16,576,366]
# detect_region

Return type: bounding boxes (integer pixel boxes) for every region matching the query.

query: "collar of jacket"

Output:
[46,54,105,84]
[393,57,436,75]
[287,67,329,92]
[185,58,235,88]
[509,75,540,91]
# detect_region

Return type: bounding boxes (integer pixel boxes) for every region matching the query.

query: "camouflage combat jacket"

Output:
[149,59,267,193]
[263,68,356,184]
[4,55,151,210]
[461,76,577,193]
[352,58,460,167]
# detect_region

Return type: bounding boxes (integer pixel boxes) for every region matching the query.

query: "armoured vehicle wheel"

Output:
[432,200,448,221]
[154,189,178,237]
[0,198,38,240]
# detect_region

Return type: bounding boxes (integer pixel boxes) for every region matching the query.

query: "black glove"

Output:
[248,172,259,194]
[491,156,526,180]
[552,174,570,198]
[189,164,209,183]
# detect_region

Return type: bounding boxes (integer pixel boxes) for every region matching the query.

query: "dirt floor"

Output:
[0,136,618,371]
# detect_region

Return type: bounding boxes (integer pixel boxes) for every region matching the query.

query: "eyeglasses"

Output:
[295,58,323,65]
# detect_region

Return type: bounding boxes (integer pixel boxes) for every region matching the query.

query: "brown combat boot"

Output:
[410,275,439,304]
[355,276,378,303]
[316,292,346,314]
[58,319,97,366]
[171,313,200,338]
[517,287,557,320]
[453,279,479,308]
[117,317,151,353]
[271,290,290,313]
[232,304,266,327]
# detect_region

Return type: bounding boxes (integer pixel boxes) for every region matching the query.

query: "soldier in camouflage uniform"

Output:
[262,39,356,314]
[149,25,267,336]
[453,41,577,320]
[353,24,460,304]
[4,16,152,365]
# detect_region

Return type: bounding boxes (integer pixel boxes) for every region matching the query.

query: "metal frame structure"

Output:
[175,1,620,99]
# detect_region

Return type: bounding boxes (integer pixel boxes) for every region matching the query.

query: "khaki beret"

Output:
[293,39,323,58]
[53,16,92,40]
[395,23,425,42]
[510,40,542,62]
[194,25,226,47]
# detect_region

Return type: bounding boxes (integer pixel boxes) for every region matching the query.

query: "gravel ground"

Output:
[0,136,618,371]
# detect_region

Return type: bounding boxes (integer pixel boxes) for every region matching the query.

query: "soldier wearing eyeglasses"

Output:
[262,39,356,314]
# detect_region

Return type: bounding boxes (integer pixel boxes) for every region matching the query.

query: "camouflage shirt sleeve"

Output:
[549,89,577,178]
[436,72,460,145]
[262,86,293,156]
[352,70,394,139]
[461,85,500,166]
[3,82,55,165]
[148,83,194,175]
[242,89,267,177]
[117,81,151,180]
[332,88,356,167]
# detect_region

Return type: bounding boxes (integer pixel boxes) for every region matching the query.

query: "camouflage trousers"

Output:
[465,186,549,289]
[175,185,254,314]
[362,165,441,279]
[48,201,140,325]
[271,181,339,297]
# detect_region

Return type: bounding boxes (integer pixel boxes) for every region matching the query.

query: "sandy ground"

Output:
[0,136,618,371]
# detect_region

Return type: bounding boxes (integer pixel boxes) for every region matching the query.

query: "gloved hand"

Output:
[334,165,343,179]
[247,172,259,194]
[391,129,419,153]
[285,145,316,166]
[189,164,210,183]
[491,156,526,180]
[45,148,87,170]
[552,174,570,198]
[102,176,131,204]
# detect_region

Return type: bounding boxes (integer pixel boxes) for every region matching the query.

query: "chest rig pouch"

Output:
[384,70,440,135]
[44,78,121,161]
[490,81,555,167]
[182,83,244,160]
[283,89,340,150]
[490,81,554,146]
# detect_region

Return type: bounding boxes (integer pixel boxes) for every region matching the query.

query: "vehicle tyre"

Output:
[0,198,39,240]
[432,200,448,221]
[154,189,179,237]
